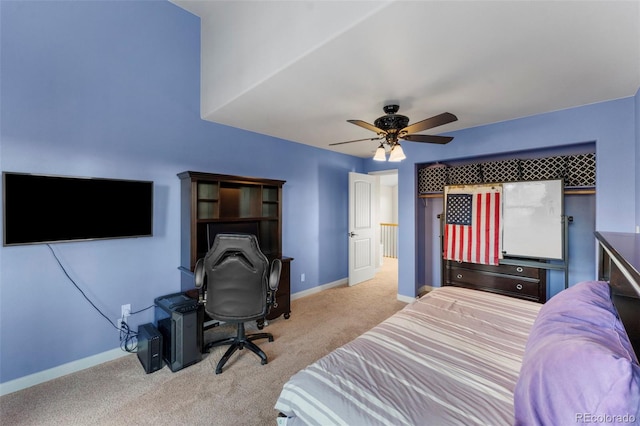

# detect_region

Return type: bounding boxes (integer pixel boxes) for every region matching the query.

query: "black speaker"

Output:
[137,323,163,374]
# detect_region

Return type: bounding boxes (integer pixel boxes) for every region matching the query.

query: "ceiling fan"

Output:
[330,105,458,161]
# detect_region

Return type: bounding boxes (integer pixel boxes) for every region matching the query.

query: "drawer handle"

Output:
[456,274,463,279]
[516,283,523,290]
[516,267,524,273]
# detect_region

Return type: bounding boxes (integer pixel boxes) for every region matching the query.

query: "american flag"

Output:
[444,187,502,266]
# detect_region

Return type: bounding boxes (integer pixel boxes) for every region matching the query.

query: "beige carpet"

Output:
[1,258,406,426]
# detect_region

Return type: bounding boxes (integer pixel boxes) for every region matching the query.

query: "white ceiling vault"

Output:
[171,0,640,158]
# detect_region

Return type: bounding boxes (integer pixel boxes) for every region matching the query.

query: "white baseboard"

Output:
[291,278,347,300]
[397,294,416,304]
[293,278,414,305]
[0,348,131,396]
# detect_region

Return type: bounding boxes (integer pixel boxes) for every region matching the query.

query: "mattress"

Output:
[275,286,542,426]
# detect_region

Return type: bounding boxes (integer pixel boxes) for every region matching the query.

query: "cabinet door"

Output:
[196,182,219,220]
[262,186,279,217]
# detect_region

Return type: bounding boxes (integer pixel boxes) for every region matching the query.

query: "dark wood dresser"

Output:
[444,260,547,303]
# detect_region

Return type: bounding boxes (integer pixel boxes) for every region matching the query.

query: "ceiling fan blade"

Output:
[347,119,386,135]
[329,137,383,146]
[402,134,454,144]
[401,112,458,135]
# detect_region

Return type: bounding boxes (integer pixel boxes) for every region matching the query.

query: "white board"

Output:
[502,179,564,260]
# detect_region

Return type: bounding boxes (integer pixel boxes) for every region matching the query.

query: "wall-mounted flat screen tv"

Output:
[3,172,153,246]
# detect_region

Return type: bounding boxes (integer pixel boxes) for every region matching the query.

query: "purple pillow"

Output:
[514,281,640,425]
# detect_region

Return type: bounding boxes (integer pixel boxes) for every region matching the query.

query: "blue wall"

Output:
[366,95,639,299]
[1,0,638,387]
[0,1,362,384]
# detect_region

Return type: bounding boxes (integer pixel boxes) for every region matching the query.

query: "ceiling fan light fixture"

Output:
[331,105,457,155]
[373,145,387,161]
[388,144,406,162]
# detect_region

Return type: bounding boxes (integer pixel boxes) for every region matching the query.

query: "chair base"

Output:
[204,322,274,374]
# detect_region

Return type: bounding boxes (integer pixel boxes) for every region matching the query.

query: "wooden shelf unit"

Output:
[178,171,293,332]
[179,171,285,273]
[178,172,292,321]
[178,171,292,320]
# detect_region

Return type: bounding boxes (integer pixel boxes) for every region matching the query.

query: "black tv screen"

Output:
[3,172,153,246]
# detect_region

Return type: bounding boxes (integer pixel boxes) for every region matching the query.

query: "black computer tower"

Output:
[154,292,202,372]
[137,323,163,374]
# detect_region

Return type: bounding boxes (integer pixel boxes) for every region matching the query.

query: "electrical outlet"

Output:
[118,304,131,330]
[121,304,131,318]
[301,273,305,282]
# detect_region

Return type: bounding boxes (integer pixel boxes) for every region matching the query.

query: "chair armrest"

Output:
[269,258,282,291]
[266,258,282,310]
[194,258,205,289]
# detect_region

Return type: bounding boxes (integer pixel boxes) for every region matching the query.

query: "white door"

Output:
[348,172,378,286]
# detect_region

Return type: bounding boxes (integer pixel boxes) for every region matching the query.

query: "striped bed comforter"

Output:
[275,286,542,426]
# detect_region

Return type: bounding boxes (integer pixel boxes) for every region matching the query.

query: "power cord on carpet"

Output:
[47,244,155,353]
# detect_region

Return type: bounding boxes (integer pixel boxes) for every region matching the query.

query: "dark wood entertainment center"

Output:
[178,171,292,321]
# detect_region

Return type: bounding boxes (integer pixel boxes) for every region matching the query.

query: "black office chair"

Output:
[194,233,281,374]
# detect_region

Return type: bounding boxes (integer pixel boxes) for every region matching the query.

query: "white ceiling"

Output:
[171,0,640,158]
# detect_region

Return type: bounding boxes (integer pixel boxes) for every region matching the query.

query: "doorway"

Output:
[370,170,399,290]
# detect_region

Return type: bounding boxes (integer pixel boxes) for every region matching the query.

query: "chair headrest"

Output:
[204,233,268,278]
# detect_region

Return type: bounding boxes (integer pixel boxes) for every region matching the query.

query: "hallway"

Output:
[374,256,398,294]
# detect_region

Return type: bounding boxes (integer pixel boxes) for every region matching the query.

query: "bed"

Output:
[275,233,640,425]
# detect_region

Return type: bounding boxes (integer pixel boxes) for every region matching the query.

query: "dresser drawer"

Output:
[448,260,541,279]
[446,266,541,301]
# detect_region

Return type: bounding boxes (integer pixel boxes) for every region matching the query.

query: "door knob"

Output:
[348,232,358,237]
